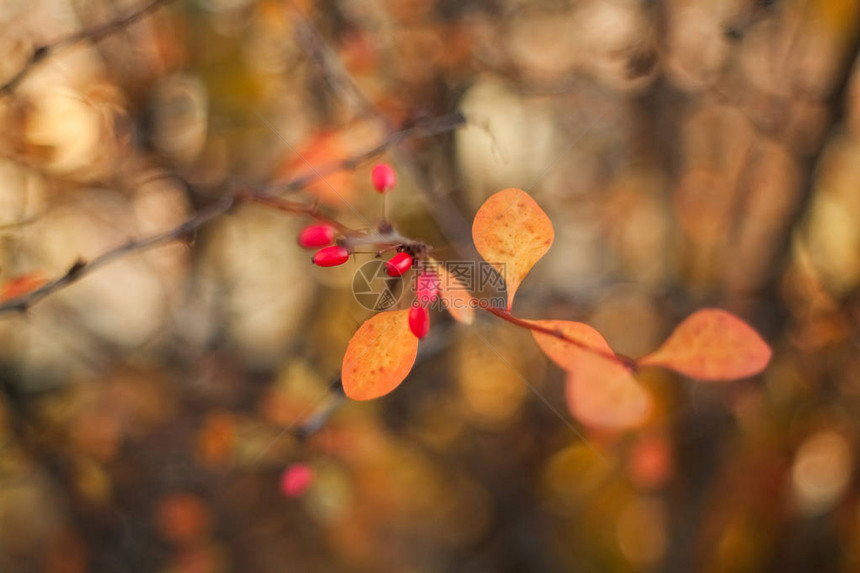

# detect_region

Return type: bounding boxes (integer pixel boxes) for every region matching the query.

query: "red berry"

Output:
[386,252,413,277]
[280,464,314,498]
[415,270,439,304]
[298,224,335,248]
[313,245,349,267]
[371,163,396,193]
[408,306,430,339]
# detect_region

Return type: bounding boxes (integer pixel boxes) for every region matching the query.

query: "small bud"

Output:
[386,252,413,277]
[280,463,314,498]
[408,305,430,339]
[313,245,350,267]
[415,270,439,304]
[371,163,396,193]
[298,224,335,248]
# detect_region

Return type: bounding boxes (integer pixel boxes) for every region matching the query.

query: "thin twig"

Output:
[0,113,465,315]
[0,0,175,95]
[242,191,356,234]
[0,193,236,313]
[266,111,466,195]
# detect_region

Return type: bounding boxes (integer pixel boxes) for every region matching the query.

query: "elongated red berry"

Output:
[415,270,439,304]
[386,252,413,277]
[372,163,396,193]
[280,463,314,498]
[298,224,335,248]
[409,305,430,339]
[313,245,349,267]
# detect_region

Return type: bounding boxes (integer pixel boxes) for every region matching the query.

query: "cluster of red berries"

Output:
[297,163,437,340]
[300,163,398,265]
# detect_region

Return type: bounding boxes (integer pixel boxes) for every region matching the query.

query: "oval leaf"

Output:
[638,309,772,381]
[566,352,651,430]
[472,188,553,310]
[531,320,614,371]
[534,322,651,430]
[342,310,419,400]
[432,258,475,324]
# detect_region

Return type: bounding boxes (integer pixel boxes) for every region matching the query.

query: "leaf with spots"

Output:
[638,309,771,381]
[342,309,419,400]
[472,188,553,310]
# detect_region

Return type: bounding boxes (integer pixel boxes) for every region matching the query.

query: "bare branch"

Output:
[0,193,235,313]
[0,0,175,95]
[0,112,465,315]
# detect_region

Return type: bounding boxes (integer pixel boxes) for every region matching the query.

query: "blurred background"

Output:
[1,0,860,571]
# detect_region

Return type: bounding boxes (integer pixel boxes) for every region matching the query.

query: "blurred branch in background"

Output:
[0,111,465,314]
[0,0,176,95]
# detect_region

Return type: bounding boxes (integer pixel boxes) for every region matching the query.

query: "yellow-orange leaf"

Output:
[432,258,475,324]
[342,310,419,400]
[638,309,772,381]
[532,320,651,430]
[531,320,614,371]
[472,188,553,310]
[566,352,651,430]
[0,273,48,302]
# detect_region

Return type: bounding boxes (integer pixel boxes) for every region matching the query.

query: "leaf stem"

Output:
[482,305,637,370]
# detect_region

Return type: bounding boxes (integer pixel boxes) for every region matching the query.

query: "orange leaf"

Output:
[638,309,771,381]
[342,310,419,400]
[276,130,356,208]
[472,188,553,310]
[432,258,475,324]
[531,320,650,430]
[566,352,651,430]
[0,273,48,302]
[531,320,614,371]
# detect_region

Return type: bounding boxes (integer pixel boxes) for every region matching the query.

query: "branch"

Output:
[483,306,638,369]
[242,191,356,234]
[0,112,465,315]
[289,8,476,254]
[266,111,466,195]
[0,0,175,95]
[0,193,236,313]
